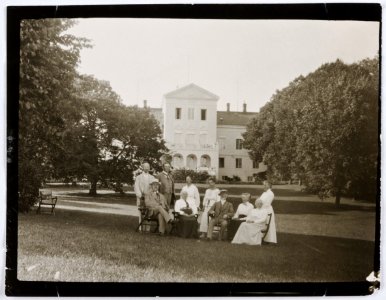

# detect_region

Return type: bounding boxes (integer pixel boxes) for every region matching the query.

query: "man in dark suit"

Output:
[207,189,234,241]
[157,162,175,207]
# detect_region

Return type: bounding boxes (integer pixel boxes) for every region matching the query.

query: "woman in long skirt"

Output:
[199,177,219,238]
[174,191,199,238]
[232,199,268,246]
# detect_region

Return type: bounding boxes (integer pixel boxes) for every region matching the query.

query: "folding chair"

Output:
[261,213,273,242]
[136,206,159,233]
[36,190,58,215]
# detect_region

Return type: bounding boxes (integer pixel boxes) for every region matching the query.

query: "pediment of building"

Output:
[164,83,219,101]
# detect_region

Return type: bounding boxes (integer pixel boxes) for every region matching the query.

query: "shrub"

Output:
[172,168,210,183]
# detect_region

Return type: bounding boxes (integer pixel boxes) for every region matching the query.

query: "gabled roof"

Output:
[164,83,219,101]
[217,111,257,126]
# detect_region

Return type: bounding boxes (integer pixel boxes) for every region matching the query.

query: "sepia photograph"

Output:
[5,2,381,297]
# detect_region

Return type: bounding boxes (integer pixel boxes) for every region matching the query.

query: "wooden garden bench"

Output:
[36,190,58,215]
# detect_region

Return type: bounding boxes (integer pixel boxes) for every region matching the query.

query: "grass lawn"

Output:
[18,208,375,282]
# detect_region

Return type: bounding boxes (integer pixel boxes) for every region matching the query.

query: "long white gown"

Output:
[259,189,277,243]
[231,209,268,245]
[199,188,219,233]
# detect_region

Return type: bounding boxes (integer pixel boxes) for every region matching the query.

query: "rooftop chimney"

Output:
[143,100,147,108]
[226,103,230,112]
[243,103,247,113]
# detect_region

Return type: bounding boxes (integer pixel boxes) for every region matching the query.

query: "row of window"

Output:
[174,134,244,150]
[219,157,259,169]
[176,107,207,120]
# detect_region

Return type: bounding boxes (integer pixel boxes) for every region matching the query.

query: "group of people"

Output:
[134,162,277,245]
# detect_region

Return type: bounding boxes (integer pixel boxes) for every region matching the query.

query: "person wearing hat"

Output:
[207,189,234,241]
[145,178,174,235]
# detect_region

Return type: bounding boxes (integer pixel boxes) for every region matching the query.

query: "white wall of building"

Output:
[162,87,219,176]
[217,125,262,182]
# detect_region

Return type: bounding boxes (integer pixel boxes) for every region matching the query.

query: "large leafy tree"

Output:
[19,19,89,211]
[54,75,167,195]
[243,57,379,204]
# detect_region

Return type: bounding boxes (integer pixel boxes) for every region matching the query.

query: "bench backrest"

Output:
[39,190,53,199]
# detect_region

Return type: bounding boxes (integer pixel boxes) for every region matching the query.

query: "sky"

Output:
[66,18,379,112]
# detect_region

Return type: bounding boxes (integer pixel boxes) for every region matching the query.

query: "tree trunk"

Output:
[335,190,341,206]
[89,179,97,196]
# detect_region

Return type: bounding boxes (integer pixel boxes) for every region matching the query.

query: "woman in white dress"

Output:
[257,180,277,243]
[181,176,200,208]
[199,177,220,238]
[231,199,269,246]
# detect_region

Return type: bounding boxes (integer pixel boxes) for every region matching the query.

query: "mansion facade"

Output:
[147,83,267,182]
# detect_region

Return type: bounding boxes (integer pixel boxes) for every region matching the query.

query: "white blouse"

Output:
[202,188,220,209]
[233,202,254,219]
[174,198,198,215]
[181,184,201,207]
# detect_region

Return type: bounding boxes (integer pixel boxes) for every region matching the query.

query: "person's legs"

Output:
[207,218,216,239]
[164,193,172,207]
[158,213,166,234]
[219,219,228,241]
[157,206,171,223]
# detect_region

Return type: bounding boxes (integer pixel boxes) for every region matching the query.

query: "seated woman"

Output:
[227,193,254,240]
[174,190,199,238]
[231,199,268,246]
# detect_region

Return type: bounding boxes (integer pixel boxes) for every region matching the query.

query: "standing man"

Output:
[207,189,234,241]
[134,162,155,225]
[157,162,175,207]
[257,180,277,244]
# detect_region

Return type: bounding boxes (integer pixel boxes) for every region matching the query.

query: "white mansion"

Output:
[147,83,267,182]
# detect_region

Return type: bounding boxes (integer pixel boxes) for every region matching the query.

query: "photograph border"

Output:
[6,3,382,296]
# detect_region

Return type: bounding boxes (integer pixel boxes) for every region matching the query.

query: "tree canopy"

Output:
[19,19,167,209]
[243,57,379,204]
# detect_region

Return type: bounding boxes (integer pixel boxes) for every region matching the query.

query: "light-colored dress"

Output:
[181,184,200,208]
[231,208,268,245]
[233,202,254,219]
[199,188,220,233]
[259,189,277,243]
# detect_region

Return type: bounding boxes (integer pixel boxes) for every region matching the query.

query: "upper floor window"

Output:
[253,160,259,169]
[174,132,183,144]
[188,108,194,120]
[186,133,195,145]
[218,137,226,150]
[175,107,181,120]
[219,157,225,168]
[201,109,207,121]
[236,158,242,168]
[236,139,243,150]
